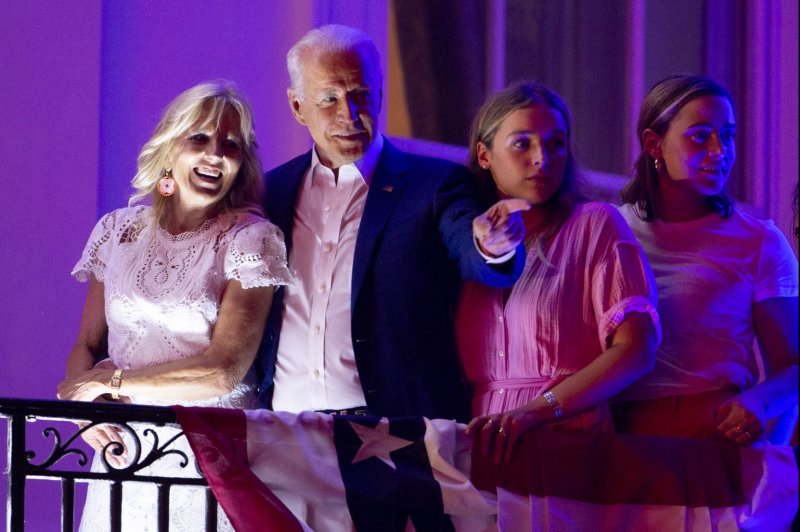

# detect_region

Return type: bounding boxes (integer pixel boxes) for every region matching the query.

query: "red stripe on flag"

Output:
[173,406,304,532]
[472,429,749,508]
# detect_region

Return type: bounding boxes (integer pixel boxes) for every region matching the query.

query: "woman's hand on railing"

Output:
[74,394,131,468]
[59,359,131,466]
[77,402,130,467]
[59,360,130,404]
[58,366,113,403]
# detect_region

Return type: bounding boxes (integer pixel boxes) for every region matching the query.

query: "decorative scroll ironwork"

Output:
[26,419,192,476]
[0,397,215,531]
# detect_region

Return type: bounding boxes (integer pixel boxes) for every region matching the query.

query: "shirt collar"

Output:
[310,133,384,187]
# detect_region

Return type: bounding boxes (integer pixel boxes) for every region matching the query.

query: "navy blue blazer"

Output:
[258,140,524,421]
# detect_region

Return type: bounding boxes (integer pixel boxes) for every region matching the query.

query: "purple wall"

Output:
[1,5,103,529]
[95,1,317,214]
[1,2,102,399]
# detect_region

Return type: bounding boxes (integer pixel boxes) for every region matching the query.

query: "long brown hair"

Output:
[620,75,735,221]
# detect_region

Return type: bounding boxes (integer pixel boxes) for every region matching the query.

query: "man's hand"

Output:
[473,198,531,258]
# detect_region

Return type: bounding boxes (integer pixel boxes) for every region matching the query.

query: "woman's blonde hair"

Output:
[130,80,264,225]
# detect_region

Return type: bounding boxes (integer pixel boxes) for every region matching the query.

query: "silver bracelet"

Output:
[543,391,564,420]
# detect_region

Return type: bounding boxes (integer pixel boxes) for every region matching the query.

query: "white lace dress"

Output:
[71,205,292,531]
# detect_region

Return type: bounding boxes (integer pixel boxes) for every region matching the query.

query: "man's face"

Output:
[288,44,381,169]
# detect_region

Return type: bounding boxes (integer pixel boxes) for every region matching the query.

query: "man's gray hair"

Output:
[287,24,381,99]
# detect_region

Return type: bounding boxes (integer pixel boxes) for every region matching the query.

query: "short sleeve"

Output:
[71,211,118,282]
[224,218,293,289]
[588,206,662,347]
[754,221,799,301]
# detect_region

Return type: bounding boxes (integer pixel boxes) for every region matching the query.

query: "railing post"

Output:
[61,477,75,532]
[157,483,170,532]
[109,480,123,532]
[205,488,218,532]
[6,413,26,531]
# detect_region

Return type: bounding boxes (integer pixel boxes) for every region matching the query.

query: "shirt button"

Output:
[324,205,331,212]
[498,316,504,323]
[499,389,505,394]
[323,243,333,253]
[313,369,320,378]
[313,325,321,334]
[498,350,505,357]
[318,284,327,293]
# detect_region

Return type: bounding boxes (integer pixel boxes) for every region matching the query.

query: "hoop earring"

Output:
[158,169,176,197]
[654,158,664,171]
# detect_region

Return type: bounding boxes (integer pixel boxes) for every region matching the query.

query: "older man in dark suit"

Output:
[258,24,527,422]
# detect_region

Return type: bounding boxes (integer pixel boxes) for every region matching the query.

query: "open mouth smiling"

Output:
[194,167,223,180]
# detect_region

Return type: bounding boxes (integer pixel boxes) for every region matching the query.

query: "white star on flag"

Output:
[349,419,414,470]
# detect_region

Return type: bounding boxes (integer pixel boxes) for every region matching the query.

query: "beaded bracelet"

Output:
[543,391,564,420]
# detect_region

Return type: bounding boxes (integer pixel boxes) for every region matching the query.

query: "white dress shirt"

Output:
[271,135,384,412]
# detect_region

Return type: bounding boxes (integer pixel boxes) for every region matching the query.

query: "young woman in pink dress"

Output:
[458,81,661,463]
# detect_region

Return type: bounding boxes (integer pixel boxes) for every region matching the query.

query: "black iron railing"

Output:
[0,398,219,532]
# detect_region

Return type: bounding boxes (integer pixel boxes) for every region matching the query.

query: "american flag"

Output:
[174,406,797,531]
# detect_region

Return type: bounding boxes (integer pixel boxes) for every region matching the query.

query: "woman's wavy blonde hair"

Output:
[130,80,264,225]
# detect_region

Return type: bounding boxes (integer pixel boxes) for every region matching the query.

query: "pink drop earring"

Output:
[158,168,176,197]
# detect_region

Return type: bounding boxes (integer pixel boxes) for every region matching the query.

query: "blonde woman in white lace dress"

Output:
[57,81,292,531]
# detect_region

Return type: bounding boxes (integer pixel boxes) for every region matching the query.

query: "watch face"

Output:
[110,369,123,399]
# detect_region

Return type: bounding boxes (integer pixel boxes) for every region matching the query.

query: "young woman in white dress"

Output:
[58,80,292,531]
